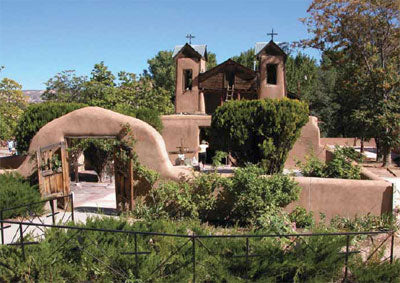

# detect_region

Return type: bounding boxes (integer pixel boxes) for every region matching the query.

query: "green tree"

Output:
[90,61,116,86]
[42,70,87,102]
[117,72,174,114]
[15,102,87,153]
[147,49,218,104]
[210,98,309,174]
[301,0,400,166]
[0,78,28,140]
[147,50,175,94]
[206,52,217,70]
[231,48,255,69]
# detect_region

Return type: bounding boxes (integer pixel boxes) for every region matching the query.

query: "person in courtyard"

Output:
[7,140,14,154]
[198,140,209,170]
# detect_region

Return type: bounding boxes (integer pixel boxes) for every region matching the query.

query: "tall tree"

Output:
[231,48,255,70]
[42,70,87,102]
[206,52,217,70]
[301,0,400,166]
[0,78,28,140]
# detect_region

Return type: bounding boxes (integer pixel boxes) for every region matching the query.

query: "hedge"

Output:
[0,173,43,219]
[210,98,309,174]
[15,102,87,153]
[1,217,398,282]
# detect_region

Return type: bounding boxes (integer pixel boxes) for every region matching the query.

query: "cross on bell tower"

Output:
[267,28,278,41]
[186,34,195,44]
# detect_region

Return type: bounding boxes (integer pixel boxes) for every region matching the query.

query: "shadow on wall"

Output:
[0,155,26,169]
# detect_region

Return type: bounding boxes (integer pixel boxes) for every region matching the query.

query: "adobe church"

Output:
[172,40,287,115]
[161,38,324,166]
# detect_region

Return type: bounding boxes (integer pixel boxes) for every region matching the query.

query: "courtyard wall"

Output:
[285,177,393,220]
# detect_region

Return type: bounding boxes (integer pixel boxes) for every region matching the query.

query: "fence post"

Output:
[246,237,249,281]
[135,233,139,278]
[192,234,196,283]
[0,210,4,245]
[70,193,75,223]
[344,235,350,281]
[50,199,56,225]
[390,232,395,264]
[19,223,25,260]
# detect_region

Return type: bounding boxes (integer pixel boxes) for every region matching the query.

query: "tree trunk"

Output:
[376,138,383,162]
[382,146,391,167]
[360,138,364,153]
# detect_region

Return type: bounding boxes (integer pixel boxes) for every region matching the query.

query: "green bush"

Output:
[0,217,359,282]
[134,165,301,230]
[298,147,361,179]
[210,98,309,174]
[329,214,394,232]
[349,258,400,282]
[226,165,301,226]
[15,102,87,153]
[0,173,43,219]
[134,172,226,221]
[113,103,163,132]
[289,206,314,228]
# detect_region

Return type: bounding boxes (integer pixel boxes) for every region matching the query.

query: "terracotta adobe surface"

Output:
[16,107,190,180]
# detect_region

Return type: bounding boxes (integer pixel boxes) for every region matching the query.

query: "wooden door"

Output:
[37,142,70,199]
[114,149,134,211]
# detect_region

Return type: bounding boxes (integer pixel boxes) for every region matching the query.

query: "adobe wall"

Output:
[161,115,211,164]
[161,115,325,167]
[14,107,190,181]
[175,56,201,113]
[258,54,286,99]
[285,177,393,220]
[284,116,326,168]
[321,137,376,147]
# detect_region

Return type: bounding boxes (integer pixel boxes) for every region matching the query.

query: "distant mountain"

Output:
[23,90,44,103]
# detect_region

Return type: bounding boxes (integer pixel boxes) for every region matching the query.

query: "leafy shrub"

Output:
[349,258,400,282]
[226,165,301,226]
[298,147,361,179]
[211,150,228,167]
[334,145,364,163]
[2,217,386,282]
[329,214,394,232]
[289,206,314,228]
[133,165,301,229]
[0,173,43,219]
[210,98,309,174]
[112,103,163,132]
[15,102,87,153]
[134,172,225,221]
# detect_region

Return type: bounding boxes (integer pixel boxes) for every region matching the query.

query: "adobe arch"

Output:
[16,106,190,180]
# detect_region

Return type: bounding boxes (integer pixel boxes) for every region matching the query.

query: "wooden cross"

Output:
[267,28,278,41]
[186,34,195,44]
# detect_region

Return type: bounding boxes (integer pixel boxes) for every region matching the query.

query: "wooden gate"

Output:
[114,146,134,211]
[37,142,70,198]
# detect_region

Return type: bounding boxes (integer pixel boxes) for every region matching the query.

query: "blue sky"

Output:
[0,0,320,90]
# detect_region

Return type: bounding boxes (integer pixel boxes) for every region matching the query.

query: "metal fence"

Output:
[0,215,396,282]
[0,193,74,245]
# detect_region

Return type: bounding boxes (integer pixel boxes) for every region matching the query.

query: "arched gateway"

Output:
[16,107,190,210]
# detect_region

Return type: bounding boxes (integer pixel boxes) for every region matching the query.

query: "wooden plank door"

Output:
[114,153,134,212]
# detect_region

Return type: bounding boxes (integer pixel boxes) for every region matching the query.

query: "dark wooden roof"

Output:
[256,40,287,61]
[172,43,207,60]
[199,59,256,82]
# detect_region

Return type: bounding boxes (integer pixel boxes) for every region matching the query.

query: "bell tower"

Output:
[255,31,287,99]
[173,43,207,114]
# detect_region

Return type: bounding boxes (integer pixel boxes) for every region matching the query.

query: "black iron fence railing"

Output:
[0,217,396,282]
[0,193,74,245]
